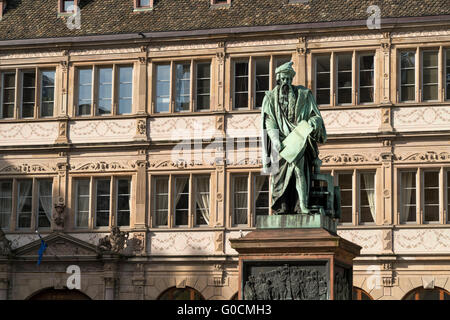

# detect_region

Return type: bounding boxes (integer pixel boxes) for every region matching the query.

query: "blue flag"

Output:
[36,233,47,266]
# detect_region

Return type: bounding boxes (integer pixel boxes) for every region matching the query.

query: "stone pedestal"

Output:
[230,226,361,300]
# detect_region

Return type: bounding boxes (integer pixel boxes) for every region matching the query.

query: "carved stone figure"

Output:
[261,61,327,214]
[98,227,129,254]
[243,275,256,300]
[53,201,66,227]
[0,229,12,256]
[334,272,350,300]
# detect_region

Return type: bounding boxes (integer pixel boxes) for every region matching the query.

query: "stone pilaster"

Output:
[55,118,69,144]
[136,47,148,115]
[134,158,148,229]
[380,148,394,225]
[295,36,307,87]
[215,41,226,111]
[54,161,69,231]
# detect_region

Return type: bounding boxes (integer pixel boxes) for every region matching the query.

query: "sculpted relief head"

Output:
[276,61,295,87]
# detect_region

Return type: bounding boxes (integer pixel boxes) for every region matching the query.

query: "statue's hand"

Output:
[308,118,317,131]
[272,140,282,153]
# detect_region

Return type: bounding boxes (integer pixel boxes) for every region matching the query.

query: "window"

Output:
[76,65,133,116]
[359,54,375,103]
[422,50,439,101]
[95,179,111,227]
[423,171,439,223]
[154,61,211,113]
[75,179,90,228]
[352,287,373,300]
[17,180,32,229]
[74,177,131,229]
[232,56,291,110]
[137,0,151,7]
[60,0,76,13]
[400,171,416,223]
[0,180,12,229]
[314,52,375,106]
[403,287,450,300]
[174,176,189,226]
[1,73,15,119]
[359,172,376,224]
[196,63,211,111]
[337,173,352,224]
[21,71,36,118]
[41,70,56,117]
[211,0,231,6]
[231,173,269,227]
[446,49,450,100]
[448,171,450,223]
[337,54,352,104]
[400,51,416,102]
[37,180,52,229]
[116,179,131,227]
[233,175,248,225]
[315,55,331,105]
[152,174,211,228]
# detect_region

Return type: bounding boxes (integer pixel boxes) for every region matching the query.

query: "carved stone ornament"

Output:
[244,265,328,300]
[54,201,66,228]
[0,229,12,256]
[98,227,129,254]
[137,119,146,135]
[334,272,350,300]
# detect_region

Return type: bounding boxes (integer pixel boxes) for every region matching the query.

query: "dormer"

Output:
[210,0,231,8]
[134,0,153,11]
[58,0,79,15]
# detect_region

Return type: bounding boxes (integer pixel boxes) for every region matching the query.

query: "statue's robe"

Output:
[261,85,327,213]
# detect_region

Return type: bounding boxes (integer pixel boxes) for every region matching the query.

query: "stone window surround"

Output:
[150,172,213,229]
[58,0,78,15]
[0,67,58,120]
[394,166,450,225]
[151,58,213,114]
[312,50,378,107]
[324,169,379,226]
[0,176,56,232]
[71,62,135,118]
[133,0,153,11]
[229,54,292,111]
[395,45,449,104]
[70,174,134,231]
[227,170,270,228]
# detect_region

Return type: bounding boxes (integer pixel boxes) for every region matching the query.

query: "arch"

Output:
[157,286,205,300]
[402,286,450,300]
[352,287,373,300]
[27,287,92,300]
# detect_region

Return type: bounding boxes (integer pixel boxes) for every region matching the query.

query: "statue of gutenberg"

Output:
[261,62,327,214]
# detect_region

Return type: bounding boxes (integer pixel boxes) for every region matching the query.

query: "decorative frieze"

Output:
[70,161,135,172]
[0,163,57,174]
[392,106,450,132]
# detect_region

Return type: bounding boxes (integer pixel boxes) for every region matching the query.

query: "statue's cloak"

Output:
[261,85,327,210]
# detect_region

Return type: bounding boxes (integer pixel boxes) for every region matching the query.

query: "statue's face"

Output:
[279,73,293,87]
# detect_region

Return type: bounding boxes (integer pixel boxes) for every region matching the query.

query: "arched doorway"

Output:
[157,286,205,300]
[28,288,91,300]
[403,287,450,300]
[352,287,373,300]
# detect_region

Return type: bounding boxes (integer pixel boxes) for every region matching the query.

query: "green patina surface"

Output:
[256,213,337,233]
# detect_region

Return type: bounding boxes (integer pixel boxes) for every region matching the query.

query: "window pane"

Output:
[315,55,330,105]
[38,180,52,228]
[400,52,415,102]
[174,177,189,226]
[234,176,248,225]
[401,172,416,223]
[423,51,438,101]
[424,171,439,222]
[96,179,110,227]
[337,54,352,104]
[0,180,12,229]
[359,54,374,103]
[76,179,90,228]
[78,69,92,115]
[155,64,170,113]
[154,177,169,227]
[21,71,36,118]
[234,61,248,109]
[139,0,150,6]
[17,180,32,229]
[97,68,112,115]
[196,63,210,111]
[117,66,133,114]
[255,58,270,109]
[175,63,190,112]
[64,0,75,12]
[41,70,55,117]
[360,173,375,223]
[338,173,352,223]
[195,176,210,226]
[255,175,269,217]
[117,179,130,227]
[275,56,292,68]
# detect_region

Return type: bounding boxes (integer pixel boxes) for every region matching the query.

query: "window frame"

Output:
[358,171,376,225]
[421,49,440,102]
[422,169,440,224]
[74,63,134,117]
[152,59,212,114]
[72,175,133,230]
[150,173,212,229]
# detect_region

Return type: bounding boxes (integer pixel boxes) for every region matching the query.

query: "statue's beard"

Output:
[281,84,290,95]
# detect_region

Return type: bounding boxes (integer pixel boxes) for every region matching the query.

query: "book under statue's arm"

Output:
[279,120,313,163]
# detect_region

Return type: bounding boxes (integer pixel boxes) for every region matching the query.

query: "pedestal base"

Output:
[230,228,361,300]
[257,213,337,233]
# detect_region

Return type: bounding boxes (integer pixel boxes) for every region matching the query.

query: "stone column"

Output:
[102,257,119,300]
[380,148,394,225]
[134,158,148,229]
[136,46,148,115]
[54,161,69,231]
[215,42,226,112]
[295,36,307,87]
[104,277,117,300]
[0,278,8,300]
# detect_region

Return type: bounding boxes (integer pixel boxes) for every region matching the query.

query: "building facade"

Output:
[0,0,449,300]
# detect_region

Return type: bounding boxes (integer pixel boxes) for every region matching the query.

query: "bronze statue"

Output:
[261,61,327,214]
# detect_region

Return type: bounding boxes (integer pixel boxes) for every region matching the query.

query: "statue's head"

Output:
[275,61,295,88]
